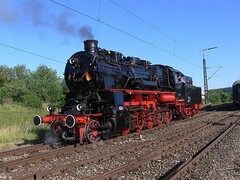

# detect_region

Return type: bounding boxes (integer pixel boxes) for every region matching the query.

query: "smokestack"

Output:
[84,40,98,53]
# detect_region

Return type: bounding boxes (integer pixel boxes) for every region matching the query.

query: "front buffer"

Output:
[34,107,130,145]
[34,113,104,144]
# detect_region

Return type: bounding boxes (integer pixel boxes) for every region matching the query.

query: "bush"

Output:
[23,93,42,108]
[208,89,232,105]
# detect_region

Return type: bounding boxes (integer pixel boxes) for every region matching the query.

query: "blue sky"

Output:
[0,0,239,90]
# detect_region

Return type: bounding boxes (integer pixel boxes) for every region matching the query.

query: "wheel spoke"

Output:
[85,120,100,143]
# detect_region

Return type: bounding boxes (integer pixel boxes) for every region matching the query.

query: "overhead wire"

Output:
[0,42,65,64]
[48,0,202,69]
[109,0,202,57]
[109,0,235,83]
[0,1,234,87]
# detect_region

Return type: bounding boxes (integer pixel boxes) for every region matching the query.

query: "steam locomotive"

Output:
[34,40,202,144]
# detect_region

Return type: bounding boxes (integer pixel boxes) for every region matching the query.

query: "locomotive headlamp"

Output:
[69,58,79,65]
[47,105,56,115]
[66,115,76,128]
[76,103,86,111]
[33,115,42,126]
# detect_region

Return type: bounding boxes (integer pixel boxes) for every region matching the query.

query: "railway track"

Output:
[0,111,210,164]
[164,117,239,179]
[0,111,232,179]
[88,113,238,179]
[28,122,211,179]
[0,143,63,164]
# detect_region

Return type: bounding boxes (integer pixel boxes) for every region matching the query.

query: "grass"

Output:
[0,103,49,149]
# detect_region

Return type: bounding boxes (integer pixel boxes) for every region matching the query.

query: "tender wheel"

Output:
[85,120,100,143]
[146,120,154,129]
[180,112,187,119]
[122,128,130,135]
[135,124,143,132]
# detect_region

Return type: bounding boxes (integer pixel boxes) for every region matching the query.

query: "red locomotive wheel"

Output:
[184,109,190,118]
[85,120,100,143]
[139,110,153,129]
[122,128,130,135]
[145,111,154,129]
[135,125,143,132]
[146,121,154,129]
[165,118,170,124]
[154,112,163,127]
[164,111,172,124]
[180,111,187,119]
[157,119,163,126]
[193,109,198,115]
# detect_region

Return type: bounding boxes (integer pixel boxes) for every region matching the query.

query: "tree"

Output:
[0,64,65,106]
[208,89,232,105]
[29,64,63,104]
[219,91,232,103]
[2,65,31,102]
[23,92,42,108]
[0,65,15,102]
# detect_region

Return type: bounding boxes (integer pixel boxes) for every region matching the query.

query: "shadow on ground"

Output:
[201,103,238,111]
[17,128,49,146]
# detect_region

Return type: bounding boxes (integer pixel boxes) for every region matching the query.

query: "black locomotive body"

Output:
[34,40,202,144]
[232,80,240,109]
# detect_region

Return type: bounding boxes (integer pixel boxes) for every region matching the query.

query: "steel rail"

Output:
[31,115,229,180]
[0,111,200,173]
[18,120,210,180]
[0,143,45,159]
[164,119,240,179]
[4,111,224,179]
[87,115,233,179]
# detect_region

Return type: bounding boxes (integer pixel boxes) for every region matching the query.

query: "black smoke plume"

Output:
[0,0,18,22]
[79,26,94,39]
[56,11,94,39]
[0,0,94,40]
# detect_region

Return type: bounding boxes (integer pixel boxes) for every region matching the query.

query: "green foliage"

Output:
[0,86,8,103]
[29,64,63,104]
[4,79,29,102]
[0,65,15,102]
[0,64,67,148]
[0,65,14,87]
[0,64,65,106]
[23,93,42,108]
[208,89,232,105]
[0,65,30,102]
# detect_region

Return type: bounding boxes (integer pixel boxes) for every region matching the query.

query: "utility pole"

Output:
[201,46,218,104]
[203,54,208,104]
